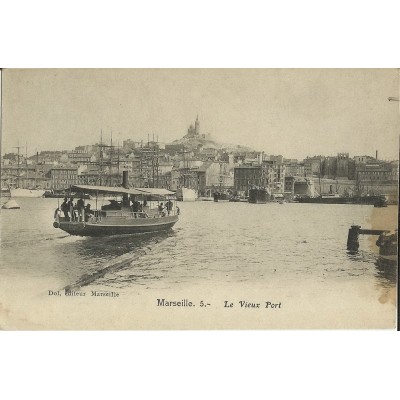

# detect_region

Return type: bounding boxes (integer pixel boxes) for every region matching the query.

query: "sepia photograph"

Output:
[0,68,398,330]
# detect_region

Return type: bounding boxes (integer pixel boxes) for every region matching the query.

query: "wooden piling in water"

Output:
[347,225,361,251]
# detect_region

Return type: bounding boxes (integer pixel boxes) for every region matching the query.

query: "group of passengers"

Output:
[59,196,93,222]
[130,199,144,213]
[57,196,177,221]
[157,200,175,217]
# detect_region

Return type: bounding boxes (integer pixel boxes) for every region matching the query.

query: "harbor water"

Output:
[0,198,397,329]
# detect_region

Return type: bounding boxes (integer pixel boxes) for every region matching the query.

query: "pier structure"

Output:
[346,225,391,251]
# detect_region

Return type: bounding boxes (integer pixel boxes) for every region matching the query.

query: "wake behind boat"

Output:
[53,174,179,236]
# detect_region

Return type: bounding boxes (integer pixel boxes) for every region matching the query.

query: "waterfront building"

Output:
[347,159,356,180]
[67,150,95,164]
[356,160,398,183]
[321,156,337,178]
[234,165,260,194]
[234,159,285,195]
[158,171,172,189]
[354,155,375,164]
[304,156,323,177]
[1,165,50,190]
[195,161,234,196]
[49,167,78,189]
[295,178,315,196]
[336,152,349,177]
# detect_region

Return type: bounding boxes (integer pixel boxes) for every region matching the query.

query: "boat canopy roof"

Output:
[70,184,175,197]
[135,188,176,197]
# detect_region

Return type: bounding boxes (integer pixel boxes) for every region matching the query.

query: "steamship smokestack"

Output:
[122,170,129,188]
[122,170,129,207]
[376,150,378,160]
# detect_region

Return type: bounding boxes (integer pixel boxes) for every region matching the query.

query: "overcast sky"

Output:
[2,69,399,160]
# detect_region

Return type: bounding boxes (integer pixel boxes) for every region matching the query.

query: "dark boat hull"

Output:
[56,215,179,236]
[248,188,270,204]
[213,192,230,202]
[296,195,386,205]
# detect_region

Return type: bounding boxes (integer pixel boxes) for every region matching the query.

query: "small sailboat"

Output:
[2,199,20,209]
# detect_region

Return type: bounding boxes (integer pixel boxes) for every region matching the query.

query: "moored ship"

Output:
[213,191,230,202]
[248,187,271,204]
[295,193,388,205]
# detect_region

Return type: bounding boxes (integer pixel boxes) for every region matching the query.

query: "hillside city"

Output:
[1,115,399,202]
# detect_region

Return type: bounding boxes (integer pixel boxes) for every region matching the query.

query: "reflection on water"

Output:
[64,231,174,290]
[0,198,397,297]
[66,230,174,263]
[375,258,398,287]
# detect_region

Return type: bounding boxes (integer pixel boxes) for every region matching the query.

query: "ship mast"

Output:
[25,142,28,189]
[109,131,113,186]
[13,145,23,189]
[99,129,103,186]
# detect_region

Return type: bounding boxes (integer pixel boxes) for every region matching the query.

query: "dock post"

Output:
[347,225,361,251]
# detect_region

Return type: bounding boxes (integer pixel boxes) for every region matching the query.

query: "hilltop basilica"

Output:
[184,115,206,139]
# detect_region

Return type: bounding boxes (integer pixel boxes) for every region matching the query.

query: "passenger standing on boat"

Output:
[54,206,60,219]
[68,197,75,221]
[132,199,139,213]
[166,199,173,214]
[77,196,85,222]
[61,197,69,221]
[84,203,93,222]
[158,202,164,212]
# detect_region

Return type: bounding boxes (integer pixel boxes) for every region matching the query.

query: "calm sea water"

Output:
[0,197,397,328]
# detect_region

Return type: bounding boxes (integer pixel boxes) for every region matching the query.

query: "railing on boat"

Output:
[97,209,178,218]
[55,208,178,224]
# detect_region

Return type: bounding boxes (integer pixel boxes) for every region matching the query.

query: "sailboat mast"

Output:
[109,131,113,186]
[319,158,322,195]
[13,145,23,189]
[156,135,159,188]
[99,128,103,186]
[25,142,28,189]
[35,150,38,188]
[117,141,120,182]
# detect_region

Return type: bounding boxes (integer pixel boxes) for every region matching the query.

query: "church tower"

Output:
[195,114,200,135]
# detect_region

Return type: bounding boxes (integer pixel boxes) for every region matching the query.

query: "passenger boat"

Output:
[53,182,179,237]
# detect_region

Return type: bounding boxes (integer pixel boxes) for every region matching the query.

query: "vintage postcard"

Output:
[0,68,398,330]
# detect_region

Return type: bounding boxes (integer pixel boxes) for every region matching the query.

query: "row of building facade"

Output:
[1,117,398,197]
